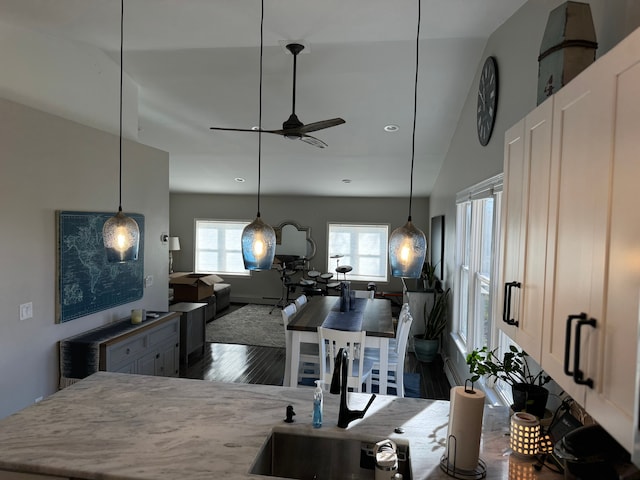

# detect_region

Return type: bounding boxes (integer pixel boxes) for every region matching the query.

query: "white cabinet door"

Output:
[499,100,553,359]
[584,45,640,452]
[542,62,612,403]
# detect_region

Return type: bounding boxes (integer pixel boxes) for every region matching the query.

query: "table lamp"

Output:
[169,237,180,274]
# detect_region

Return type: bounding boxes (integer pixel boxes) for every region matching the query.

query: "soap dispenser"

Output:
[313,380,323,428]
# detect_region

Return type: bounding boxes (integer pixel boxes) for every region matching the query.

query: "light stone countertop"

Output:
[0,372,560,479]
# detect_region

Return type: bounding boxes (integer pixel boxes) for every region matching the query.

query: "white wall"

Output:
[0,98,170,419]
[0,20,138,140]
[170,194,429,302]
[429,0,640,383]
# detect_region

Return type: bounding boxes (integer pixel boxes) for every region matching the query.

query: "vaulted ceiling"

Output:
[0,0,526,197]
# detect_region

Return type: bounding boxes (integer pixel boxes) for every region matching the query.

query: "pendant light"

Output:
[389,0,427,278]
[241,0,276,271]
[103,0,140,263]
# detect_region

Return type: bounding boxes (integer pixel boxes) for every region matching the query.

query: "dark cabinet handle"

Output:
[502,281,521,326]
[563,312,596,388]
[574,316,597,388]
[156,353,160,359]
[564,313,586,377]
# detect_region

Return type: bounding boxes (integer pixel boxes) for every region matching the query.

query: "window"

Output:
[453,175,503,355]
[327,223,389,282]
[194,220,250,276]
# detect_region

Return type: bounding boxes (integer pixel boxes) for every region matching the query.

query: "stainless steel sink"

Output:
[250,427,411,479]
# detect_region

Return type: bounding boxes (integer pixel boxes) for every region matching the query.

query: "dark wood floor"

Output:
[181,304,451,400]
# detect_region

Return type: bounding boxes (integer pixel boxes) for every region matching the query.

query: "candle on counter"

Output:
[131,309,144,324]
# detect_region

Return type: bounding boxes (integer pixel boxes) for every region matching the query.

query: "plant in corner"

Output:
[420,260,441,291]
[466,345,551,417]
[413,287,450,363]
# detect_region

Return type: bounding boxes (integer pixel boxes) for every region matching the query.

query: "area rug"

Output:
[206,304,285,348]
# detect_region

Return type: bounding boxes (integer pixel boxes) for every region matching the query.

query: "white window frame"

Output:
[194,219,251,276]
[326,223,390,283]
[452,174,503,359]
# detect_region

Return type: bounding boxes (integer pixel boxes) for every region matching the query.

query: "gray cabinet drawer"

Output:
[148,318,179,347]
[107,335,146,368]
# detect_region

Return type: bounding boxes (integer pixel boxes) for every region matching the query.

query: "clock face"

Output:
[477,56,499,146]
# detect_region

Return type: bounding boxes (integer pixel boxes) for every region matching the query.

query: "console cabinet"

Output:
[59,312,180,385]
[102,316,180,376]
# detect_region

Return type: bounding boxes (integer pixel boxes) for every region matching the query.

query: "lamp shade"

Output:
[102,209,140,263]
[241,215,276,270]
[168,236,181,251]
[389,218,426,278]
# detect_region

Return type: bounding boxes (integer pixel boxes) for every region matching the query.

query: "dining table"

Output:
[286,296,395,392]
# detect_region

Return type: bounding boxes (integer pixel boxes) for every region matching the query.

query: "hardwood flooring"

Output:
[181,304,451,400]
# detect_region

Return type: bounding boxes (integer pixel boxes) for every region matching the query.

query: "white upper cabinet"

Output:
[501,26,640,454]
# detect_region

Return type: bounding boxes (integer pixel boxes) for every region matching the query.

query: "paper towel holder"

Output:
[440,381,487,479]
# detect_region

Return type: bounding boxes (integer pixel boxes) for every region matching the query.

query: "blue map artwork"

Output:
[56,211,145,323]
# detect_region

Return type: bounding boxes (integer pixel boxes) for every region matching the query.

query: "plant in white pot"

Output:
[466,345,551,417]
[413,287,450,363]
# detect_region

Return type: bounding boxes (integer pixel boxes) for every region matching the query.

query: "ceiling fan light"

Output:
[241,215,276,270]
[103,208,140,263]
[389,218,426,278]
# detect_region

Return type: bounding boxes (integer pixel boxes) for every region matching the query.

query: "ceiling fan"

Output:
[210,43,345,148]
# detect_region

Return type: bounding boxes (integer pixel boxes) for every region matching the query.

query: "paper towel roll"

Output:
[444,385,486,471]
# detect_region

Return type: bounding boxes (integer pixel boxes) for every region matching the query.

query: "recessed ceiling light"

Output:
[342,179,352,184]
[235,177,246,183]
[384,124,399,132]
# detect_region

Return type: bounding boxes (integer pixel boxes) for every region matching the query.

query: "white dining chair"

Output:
[365,310,414,397]
[318,327,373,393]
[294,294,308,310]
[282,303,320,387]
[353,290,374,299]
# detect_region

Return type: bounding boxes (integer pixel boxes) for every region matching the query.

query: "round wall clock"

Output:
[477,56,499,146]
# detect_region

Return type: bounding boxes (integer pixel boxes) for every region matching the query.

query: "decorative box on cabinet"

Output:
[59,312,180,387]
[169,302,207,366]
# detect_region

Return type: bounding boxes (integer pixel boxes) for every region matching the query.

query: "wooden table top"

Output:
[287,296,394,338]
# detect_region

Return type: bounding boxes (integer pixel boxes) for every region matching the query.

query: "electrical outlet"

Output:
[145,275,153,287]
[19,302,33,320]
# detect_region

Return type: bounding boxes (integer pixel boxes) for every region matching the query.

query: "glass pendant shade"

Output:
[389,218,426,278]
[103,208,140,263]
[241,214,276,270]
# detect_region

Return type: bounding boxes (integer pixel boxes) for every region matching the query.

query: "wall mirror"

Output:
[273,220,316,262]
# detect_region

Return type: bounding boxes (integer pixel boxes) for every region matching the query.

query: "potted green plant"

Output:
[413,287,450,363]
[466,345,551,417]
[420,261,441,291]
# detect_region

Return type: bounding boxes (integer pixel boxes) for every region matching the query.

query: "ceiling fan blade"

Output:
[297,118,346,134]
[209,126,281,134]
[300,134,328,148]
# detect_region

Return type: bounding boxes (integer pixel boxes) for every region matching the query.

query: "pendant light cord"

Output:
[256,0,264,217]
[408,0,421,221]
[119,0,124,211]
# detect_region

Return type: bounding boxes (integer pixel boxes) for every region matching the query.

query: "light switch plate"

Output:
[19,302,33,320]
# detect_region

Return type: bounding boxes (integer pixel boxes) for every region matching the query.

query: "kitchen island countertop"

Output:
[0,372,560,479]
